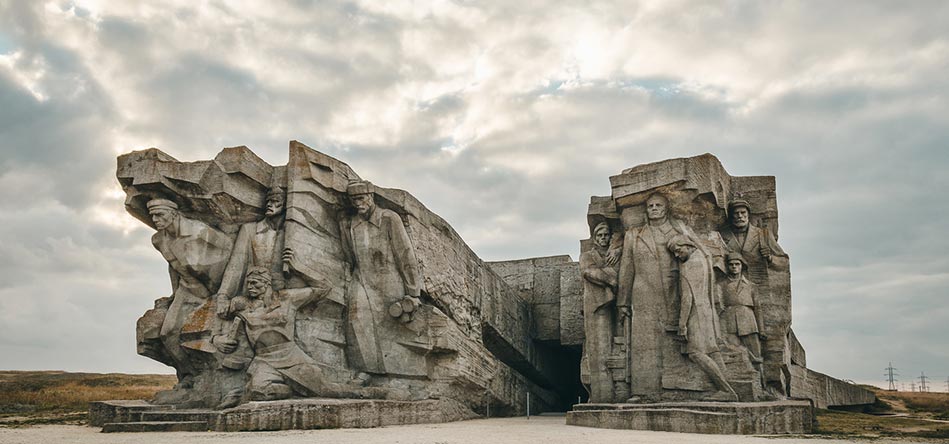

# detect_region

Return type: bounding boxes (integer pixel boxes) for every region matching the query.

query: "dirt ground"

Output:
[0,415,931,444]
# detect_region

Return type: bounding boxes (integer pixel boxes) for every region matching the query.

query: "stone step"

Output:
[101,421,209,433]
[139,410,215,422]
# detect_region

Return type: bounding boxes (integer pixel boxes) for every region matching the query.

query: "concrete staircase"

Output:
[90,400,213,433]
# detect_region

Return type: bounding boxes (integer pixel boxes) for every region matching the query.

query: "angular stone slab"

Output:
[566,400,814,435]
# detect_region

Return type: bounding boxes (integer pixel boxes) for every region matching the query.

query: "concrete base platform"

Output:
[566,400,814,435]
[90,398,478,432]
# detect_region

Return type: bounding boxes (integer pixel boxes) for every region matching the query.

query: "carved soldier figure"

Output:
[719,199,789,394]
[339,180,422,375]
[719,200,787,270]
[668,235,738,401]
[215,267,383,408]
[717,252,765,363]
[144,198,232,399]
[215,187,290,318]
[580,222,619,402]
[617,193,692,395]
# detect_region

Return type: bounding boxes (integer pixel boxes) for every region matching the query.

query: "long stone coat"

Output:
[677,252,720,355]
[339,207,422,375]
[617,219,683,395]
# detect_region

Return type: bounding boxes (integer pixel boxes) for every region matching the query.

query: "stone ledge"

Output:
[91,398,478,432]
[566,400,814,435]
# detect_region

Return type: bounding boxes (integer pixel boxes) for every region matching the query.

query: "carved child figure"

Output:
[717,252,766,364]
[668,235,738,402]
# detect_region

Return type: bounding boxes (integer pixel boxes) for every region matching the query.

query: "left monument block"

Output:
[112,141,559,429]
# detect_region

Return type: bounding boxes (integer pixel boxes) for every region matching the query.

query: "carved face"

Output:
[265,193,285,217]
[150,208,177,231]
[672,244,694,261]
[246,276,269,299]
[646,195,667,220]
[731,206,749,229]
[352,193,375,217]
[595,230,611,248]
[727,259,743,276]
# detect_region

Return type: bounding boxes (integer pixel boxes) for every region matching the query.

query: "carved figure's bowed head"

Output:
[265,188,287,217]
[667,234,697,261]
[347,180,376,217]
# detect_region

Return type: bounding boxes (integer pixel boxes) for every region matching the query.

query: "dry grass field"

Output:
[0,371,175,427]
[814,385,949,440]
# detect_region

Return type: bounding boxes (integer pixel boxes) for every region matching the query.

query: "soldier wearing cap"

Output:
[215,186,291,319]
[721,200,786,268]
[338,180,422,375]
[719,199,789,394]
[717,251,765,363]
[143,198,232,401]
[580,222,620,402]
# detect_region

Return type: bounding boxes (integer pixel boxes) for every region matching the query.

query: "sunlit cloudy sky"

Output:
[1,0,947,390]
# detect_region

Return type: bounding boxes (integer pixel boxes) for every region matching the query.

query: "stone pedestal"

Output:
[566,400,814,435]
[91,398,478,432]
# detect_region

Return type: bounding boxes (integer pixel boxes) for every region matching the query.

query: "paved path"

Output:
[0,415,919,444]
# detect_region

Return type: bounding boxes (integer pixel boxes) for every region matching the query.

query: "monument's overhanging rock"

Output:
[117,141,565,417]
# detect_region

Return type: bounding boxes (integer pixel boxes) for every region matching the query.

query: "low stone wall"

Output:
[790,365,875,409]
[567,400,814,434]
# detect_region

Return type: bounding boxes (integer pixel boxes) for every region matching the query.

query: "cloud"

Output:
[0,0,946,387]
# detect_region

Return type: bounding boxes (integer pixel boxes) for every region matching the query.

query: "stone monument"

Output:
[565,153,874,434]
[94,147,875,434]
[95,141,571,432]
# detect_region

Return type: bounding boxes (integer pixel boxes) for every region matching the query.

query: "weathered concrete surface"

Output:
[3,417,909,444]
[789,366,875,409]
[487,255,585,406]
[567,400,814,434]
[89,400,163,427]
[117,141,561,415]
[92,398,478,432]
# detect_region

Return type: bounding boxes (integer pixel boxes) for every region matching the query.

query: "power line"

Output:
[884,362,899,391]
[918,372,930,392]
[910,381,916,392]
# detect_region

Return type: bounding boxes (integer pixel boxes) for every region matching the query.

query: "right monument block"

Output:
[568,153,873,434]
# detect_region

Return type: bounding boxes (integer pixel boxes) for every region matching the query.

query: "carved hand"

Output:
[215,293,230,319]
[282,247,295,271]
[212,336,238,354]
[605,249,621,266]
[678,326,688,338]
[619,306,632,318]
[759,246,773,263]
